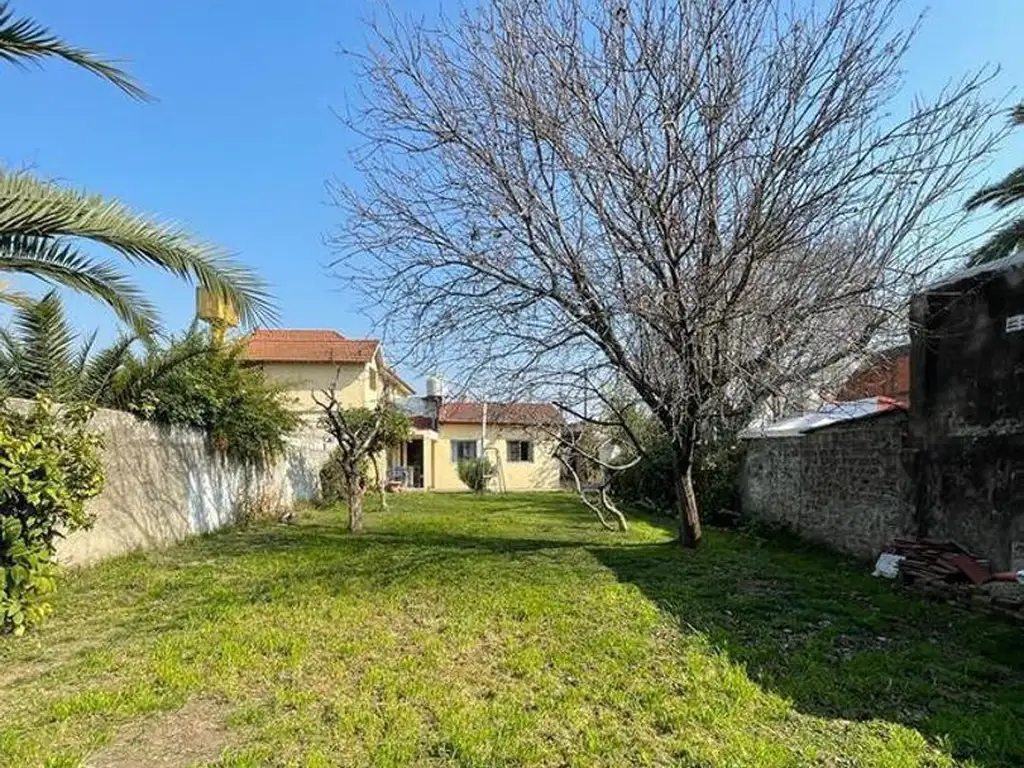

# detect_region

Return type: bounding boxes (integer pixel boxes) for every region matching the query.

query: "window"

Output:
[507,440,533,463]
[451,440,478,462]
[368,367,378,390]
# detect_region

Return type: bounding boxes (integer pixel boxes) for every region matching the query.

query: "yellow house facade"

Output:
[241,330,414,415]
[400,407,562,492]
[241,329,562,493]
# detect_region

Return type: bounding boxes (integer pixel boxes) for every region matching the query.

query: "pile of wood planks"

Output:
[891,538,992,585]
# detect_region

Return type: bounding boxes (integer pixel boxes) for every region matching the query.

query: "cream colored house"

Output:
[241,329,415,414]
[401,402,562,492]
[241,329,562,492]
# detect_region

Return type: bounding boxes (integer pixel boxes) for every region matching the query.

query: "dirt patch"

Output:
[86,698,234,768]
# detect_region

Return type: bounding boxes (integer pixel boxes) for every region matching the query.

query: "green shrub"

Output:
[122,331,299,467]
[318,449,368,506]
[235,488,283,526]
[457,458,493,493]
[0,398,104,635]
[693,441,746,520]
[610,424,745,523]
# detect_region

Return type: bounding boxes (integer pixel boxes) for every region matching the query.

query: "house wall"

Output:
[39,403,333,567]
[433,423,561,492]
[253,360,378,413]
[741,412,915,559]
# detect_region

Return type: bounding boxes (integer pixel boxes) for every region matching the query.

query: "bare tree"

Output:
[549,415,637,532]
[313,379,411,532]
[332,0,1004,546]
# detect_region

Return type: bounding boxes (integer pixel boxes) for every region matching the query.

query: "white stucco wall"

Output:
[42,404,333,567]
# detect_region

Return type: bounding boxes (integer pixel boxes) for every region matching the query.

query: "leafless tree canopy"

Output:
[331,0,1003,545]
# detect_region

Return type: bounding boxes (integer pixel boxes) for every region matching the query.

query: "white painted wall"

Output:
[36,404,334,566]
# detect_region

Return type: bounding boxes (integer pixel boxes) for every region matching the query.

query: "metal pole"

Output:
[481,401,488,457]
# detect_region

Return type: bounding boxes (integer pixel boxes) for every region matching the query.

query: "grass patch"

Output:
[0,492,1021,767]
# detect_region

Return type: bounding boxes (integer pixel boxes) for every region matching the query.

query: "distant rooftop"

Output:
[439,402,562,426]
[739,397,906,439]
[241,329,378,364]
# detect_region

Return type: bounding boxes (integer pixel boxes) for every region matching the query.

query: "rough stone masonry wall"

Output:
[741,413,915,559]
[49,403,333,566]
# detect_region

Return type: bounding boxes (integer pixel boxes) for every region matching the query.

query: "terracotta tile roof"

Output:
[439,402,562,425]
[241,329,378,363]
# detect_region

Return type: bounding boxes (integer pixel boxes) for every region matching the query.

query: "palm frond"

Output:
[7,290,77,398]
[0,326,20,394]
[80,334,135,402]
[105,329,212,410]
[72,329,98,382]
[0,171,277,327]
[0,2,148,100]
[965,168,1024,211]
[967,219,1024,266]
[0,233,159,335]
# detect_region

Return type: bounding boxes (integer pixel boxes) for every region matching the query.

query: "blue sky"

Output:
[2,1,1022,382]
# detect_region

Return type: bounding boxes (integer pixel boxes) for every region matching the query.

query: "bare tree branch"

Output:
[331,0,1006,546]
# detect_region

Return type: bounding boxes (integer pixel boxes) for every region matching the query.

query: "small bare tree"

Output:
[313,381,411,532]
[332,0,1005,546]
[550,416,637,532]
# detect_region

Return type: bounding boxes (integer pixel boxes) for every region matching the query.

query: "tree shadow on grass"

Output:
[591,534,1024,768]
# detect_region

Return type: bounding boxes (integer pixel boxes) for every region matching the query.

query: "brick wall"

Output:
[741,412,914,559]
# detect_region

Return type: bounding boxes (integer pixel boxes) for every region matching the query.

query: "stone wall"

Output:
[741,412,914,559]
[51,404,333,566]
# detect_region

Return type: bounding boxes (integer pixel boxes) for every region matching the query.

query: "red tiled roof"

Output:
[241,329,378,363]
[439,402,562,425]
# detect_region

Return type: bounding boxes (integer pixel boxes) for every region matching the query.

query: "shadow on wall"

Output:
[591,538,1024,768]
[56,408,331,566]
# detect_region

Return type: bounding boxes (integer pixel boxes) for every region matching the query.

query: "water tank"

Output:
[425,375,443,398]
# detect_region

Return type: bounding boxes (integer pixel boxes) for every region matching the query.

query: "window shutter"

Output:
[526,441,533,462]
[451,442,457,463]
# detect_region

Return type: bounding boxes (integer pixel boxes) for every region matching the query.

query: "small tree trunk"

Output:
[372,456,388,511]
[672,445,702,548]
[346,471,365,533]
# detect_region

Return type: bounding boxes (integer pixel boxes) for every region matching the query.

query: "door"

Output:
[406,439,425,488]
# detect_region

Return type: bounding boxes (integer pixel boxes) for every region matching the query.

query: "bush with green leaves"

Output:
[457,458,494,493]
[609,410,745,522]
[121,331,299,467]
[319,449,368,506]
[0,397,103,635]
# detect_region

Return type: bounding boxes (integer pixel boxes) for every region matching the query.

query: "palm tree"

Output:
[0,292,210,405]
[0,291,135,402]
[966,103,1024,266]
[0,2,274,334]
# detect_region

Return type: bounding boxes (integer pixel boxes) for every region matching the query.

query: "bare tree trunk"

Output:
[372,455,388,512]
[673,447,702,548]
[346,472,365,533]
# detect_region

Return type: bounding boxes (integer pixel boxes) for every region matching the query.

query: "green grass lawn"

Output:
[1,493,1021,767]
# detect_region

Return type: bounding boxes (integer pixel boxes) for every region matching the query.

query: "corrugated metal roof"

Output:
[739,397,906,439]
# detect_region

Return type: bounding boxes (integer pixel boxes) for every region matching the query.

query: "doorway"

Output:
[406,439,425,488]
